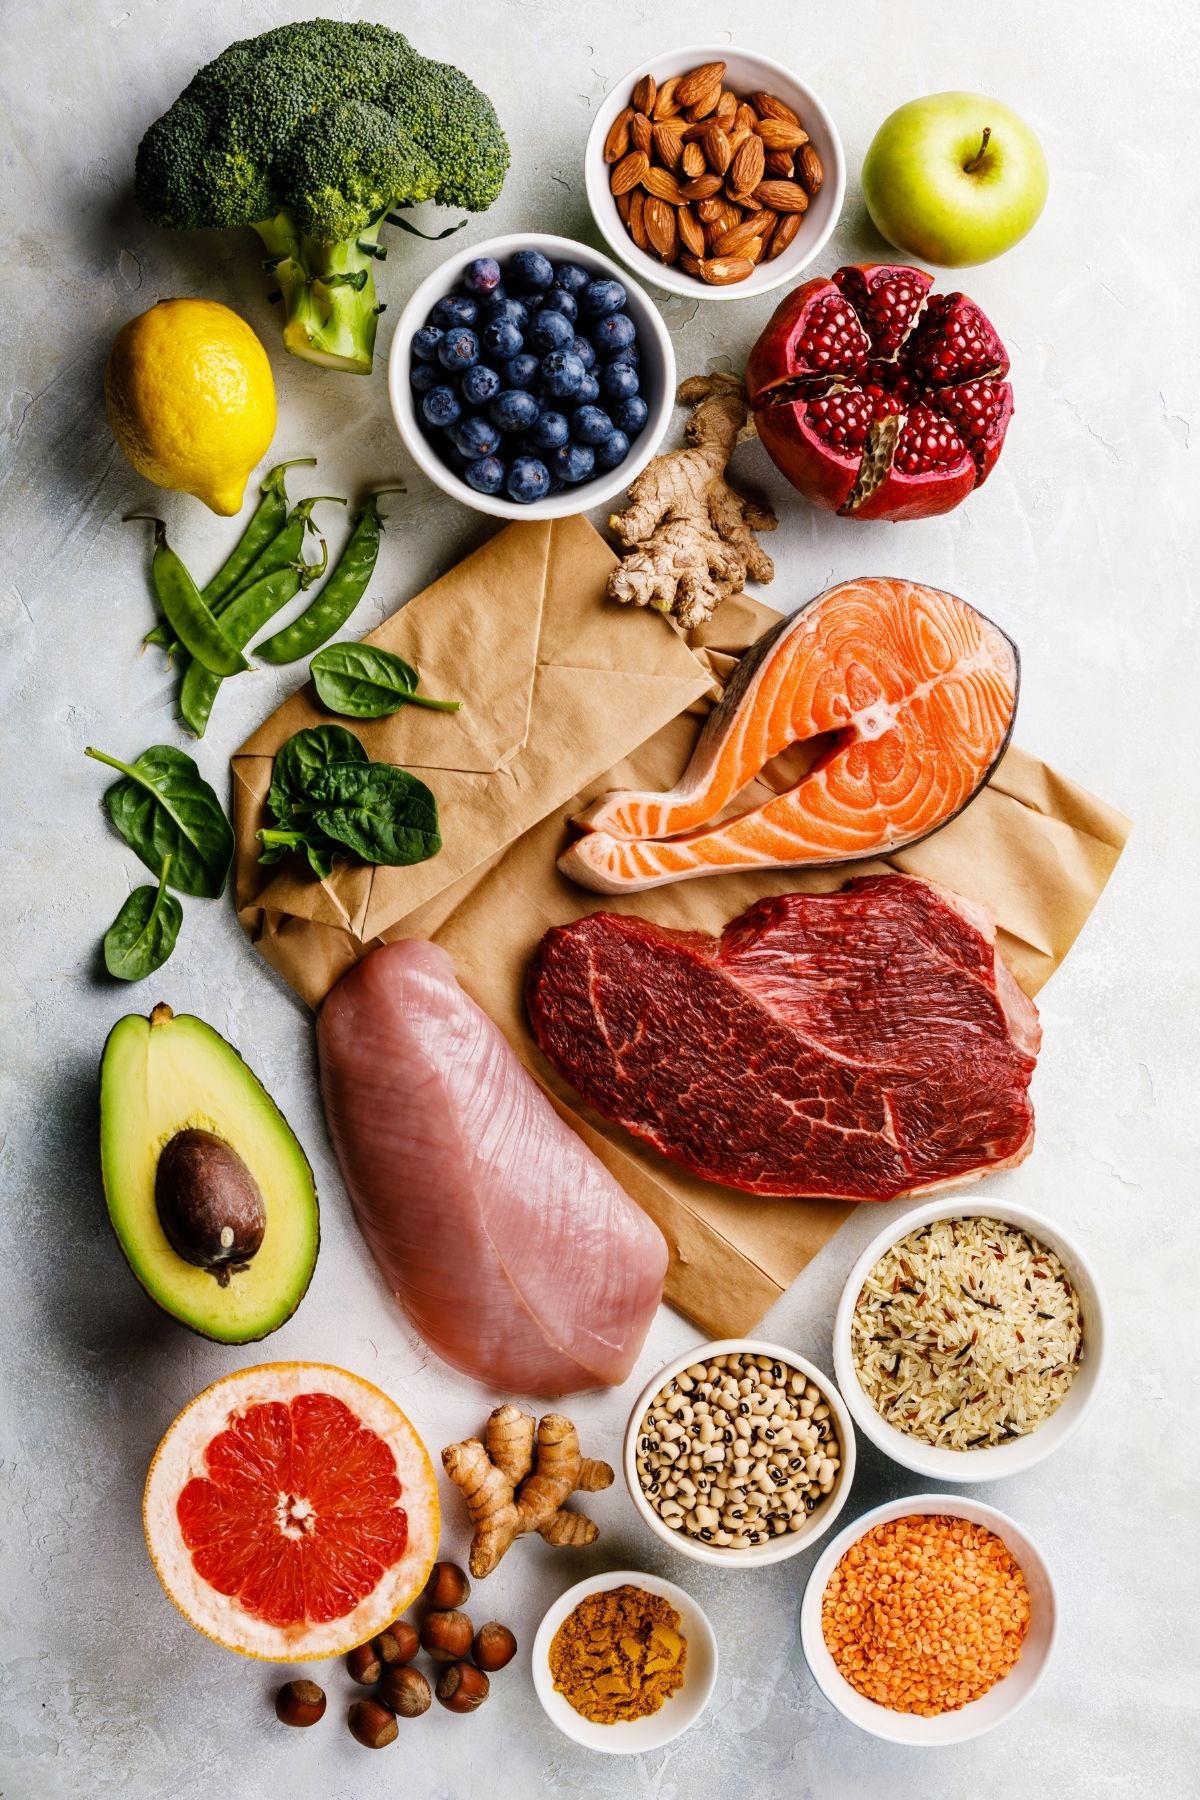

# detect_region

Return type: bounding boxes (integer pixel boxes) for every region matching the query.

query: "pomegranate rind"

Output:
[143,1362,439,1661]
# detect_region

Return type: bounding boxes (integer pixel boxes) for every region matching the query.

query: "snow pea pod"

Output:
[127,517,248,677]
[254,489,403,666]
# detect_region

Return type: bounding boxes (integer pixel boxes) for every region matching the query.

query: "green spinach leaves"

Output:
[309,642,461,719]
[103,857,182,981]
[256,725,441,877]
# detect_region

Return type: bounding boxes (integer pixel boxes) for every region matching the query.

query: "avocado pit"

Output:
[155,1127,266,1285]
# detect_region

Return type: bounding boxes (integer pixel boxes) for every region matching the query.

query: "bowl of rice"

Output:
[832,1200,1105,1481]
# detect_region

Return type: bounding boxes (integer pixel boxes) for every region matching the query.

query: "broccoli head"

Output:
[135,20,510,373]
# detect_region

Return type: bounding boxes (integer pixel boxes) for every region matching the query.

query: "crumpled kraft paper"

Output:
[233,520,1131,1337]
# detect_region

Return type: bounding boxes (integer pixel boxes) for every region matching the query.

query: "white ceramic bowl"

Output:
[623,1338,856,1567]
[585,45,845,301]
[531,1569,718,1753]
[800,1493,1057,1744]
[832,1198,1105,1483]
[387,231,675,521]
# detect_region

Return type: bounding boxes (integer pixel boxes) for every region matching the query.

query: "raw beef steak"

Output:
[525,875,1040,1202]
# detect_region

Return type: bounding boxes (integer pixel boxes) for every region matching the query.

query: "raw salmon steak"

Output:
[560,577,1018,894]
[527,875,1040,1202]
[318,940,667,1396]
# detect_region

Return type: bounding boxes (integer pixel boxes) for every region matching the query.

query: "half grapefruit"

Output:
[143,1362,439,1660]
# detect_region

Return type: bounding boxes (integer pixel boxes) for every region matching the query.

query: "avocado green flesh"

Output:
[100,1010,319,1343]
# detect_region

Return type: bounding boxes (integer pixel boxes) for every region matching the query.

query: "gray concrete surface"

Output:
[2,2,1198,1797]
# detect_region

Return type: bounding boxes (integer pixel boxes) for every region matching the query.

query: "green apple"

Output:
[862,92,1048,266]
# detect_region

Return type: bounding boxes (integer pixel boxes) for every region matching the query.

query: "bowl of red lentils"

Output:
[799,1495,1057,1743]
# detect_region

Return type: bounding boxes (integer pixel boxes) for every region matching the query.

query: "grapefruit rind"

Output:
[143,1362,439,1661]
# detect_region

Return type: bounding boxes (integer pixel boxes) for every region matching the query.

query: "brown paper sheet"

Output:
[233,524,1131,1336]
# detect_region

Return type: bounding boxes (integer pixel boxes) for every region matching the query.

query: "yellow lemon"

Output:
[105,299,277,515]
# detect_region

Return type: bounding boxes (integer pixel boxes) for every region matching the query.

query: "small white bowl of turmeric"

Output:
[531,1569,718,1752]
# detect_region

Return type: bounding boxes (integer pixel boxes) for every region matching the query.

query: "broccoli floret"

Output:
[134,20,510,374]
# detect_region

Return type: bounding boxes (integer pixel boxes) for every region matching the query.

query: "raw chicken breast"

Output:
[317,940,667,1396]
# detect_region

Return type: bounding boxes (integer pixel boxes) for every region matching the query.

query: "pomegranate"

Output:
[745,264,1013,521]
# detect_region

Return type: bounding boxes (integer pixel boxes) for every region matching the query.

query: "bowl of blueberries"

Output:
[388,232,676,519]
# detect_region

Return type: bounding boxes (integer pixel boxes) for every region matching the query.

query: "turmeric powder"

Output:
[548,1585,687,1725]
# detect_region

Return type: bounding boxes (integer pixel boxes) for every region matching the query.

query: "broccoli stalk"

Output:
[255,212,386,375]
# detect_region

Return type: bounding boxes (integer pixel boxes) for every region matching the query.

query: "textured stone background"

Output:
[2,2,1197,1796]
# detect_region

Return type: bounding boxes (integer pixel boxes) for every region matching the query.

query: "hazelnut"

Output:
[346,1641,383,1686]
[274,1679,326,1727]
[435,1661,490,1714]
[379,1664,432,1719]
[375,1619,420,1666]
[347,1699,398,1749]
[472,1622,517,1672]
[420,1607,474,1664]
[423,1560,471,1610]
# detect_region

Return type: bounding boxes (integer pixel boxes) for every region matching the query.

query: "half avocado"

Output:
[100,1003,319,1343]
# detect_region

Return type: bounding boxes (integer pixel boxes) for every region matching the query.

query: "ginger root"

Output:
[607,372,776,631]
[442,1405,614,1578]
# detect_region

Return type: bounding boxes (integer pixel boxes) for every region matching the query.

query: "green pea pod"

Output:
[254,488,403,666]
[178,531,330,739]
[204,457,317,608]
[128,517,248,677]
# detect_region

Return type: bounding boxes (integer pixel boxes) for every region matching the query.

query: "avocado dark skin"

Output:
[155,1128,266,1285]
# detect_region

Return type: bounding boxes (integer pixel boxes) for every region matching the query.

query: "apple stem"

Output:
[964,126,992,174]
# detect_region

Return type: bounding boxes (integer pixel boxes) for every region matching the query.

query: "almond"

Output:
[632,73,657,116]
[764,148,794,178]
[675,61,726,107]
[628,189,649,252]
[610,151,649,196]
[765,211,802,259]
[685,85,722,122]
[677,203,706,257]
[696,197,728,223]
[751,91,801,126]
[726,183,763,211]
[679,119,709,142]
[798,144,824,195]
[680,253,705,277]
[703,123,732,175]
[615,188,633,224]
[715,89,738,129]
[680,172,724,201]
[753,117,809,150]
[699,255,754,286]
[651,76,681,120]
[730,134,765,195]
[715,212,773,257]
[644,195,678,260]
[654,115,690,139]
[734,103,759,136]
[631,111,653,156]
[604,107,634,164]
[653,122,684,170]
[702,218,723,252]
[753,178,809,213]
[681,141,706,178]
[642,164,685,204]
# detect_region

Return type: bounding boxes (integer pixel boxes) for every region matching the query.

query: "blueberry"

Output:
[571,404,614,446]
[464,454,507,495]
[593,312,637,356]
[569,334,596,370]
[490,388,541,433]
[576,373,601,405]
[549,441,596,484]
[463,256,502,295]
[412,324,444,362]
[431,293,477,329]
[461,363,501,406]
[540,350,587,399]
[483,317,524,360]
[582,278,627,317]
[614,394,649,435]
[608,343,640,368]
[509,249,555,292]
[437,327,479,370]
[506,455,552,503]
[532,410,570,450]
[422,385,462,428]
[452,414,502,458]
[600,359,640,401]
[528,308,575,352]
[553,262,590,295]
[539,288,578,323]
[502,353,541,390]
[595,428,631,470]
[483,294,529,328]
[410,361,440,394]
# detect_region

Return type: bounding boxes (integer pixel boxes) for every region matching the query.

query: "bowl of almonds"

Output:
[585,46,845,298]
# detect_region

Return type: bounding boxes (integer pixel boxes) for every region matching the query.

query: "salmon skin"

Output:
[560,577,1019,894]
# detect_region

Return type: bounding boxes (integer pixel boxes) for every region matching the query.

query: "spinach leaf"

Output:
[267,724,368,823]
[310,642,461,719]
[103,856,182,980]
[309,762,441,867]
[85,744,233,898]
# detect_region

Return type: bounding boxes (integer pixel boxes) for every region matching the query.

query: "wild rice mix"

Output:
[822,1514,1030,1715]
[851,1217,1083,1449]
